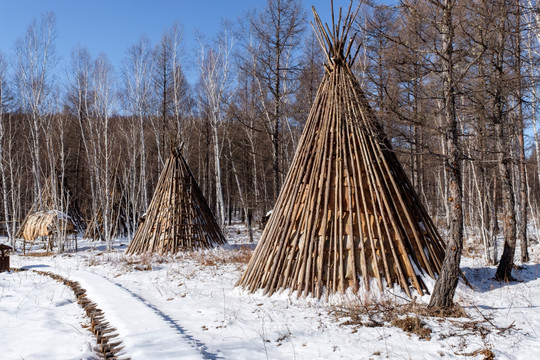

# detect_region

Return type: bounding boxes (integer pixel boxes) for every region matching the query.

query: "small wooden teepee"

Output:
[126,147,226,255]
[237,3,445,298]
[84,176,132,240]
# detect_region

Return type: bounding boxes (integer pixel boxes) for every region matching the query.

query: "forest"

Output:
[3,1,540,358]
[1,0,539,269]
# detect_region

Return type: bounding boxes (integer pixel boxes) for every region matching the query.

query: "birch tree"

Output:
[92,54,116,250]
[493,0,518,281]
[196,27,235,227]
[13,12,57,209]
[122,35,154,211]
[513,2,529,263]
[526,0,540,189]
[0,53,14,244]
[67,47,98,220]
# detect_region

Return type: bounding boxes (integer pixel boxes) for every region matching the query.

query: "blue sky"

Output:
[0,0,375,85]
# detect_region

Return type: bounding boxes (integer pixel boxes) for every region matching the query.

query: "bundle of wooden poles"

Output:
[127,147,226,255]
[237,1,445,299]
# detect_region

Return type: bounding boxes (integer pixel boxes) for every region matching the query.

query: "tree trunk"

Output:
[490,176,499,263]
[515,3,529,263]
[429,0,463,310]
[0,60,14,244]
[494,2,517,281]
[494,144,517,280]
[228,137,253,242]
[212,122,225,227]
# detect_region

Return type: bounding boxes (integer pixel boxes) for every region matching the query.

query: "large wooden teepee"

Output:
[126,147,226,255]
[237,3,446,298]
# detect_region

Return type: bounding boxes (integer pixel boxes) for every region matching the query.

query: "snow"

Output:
[1,225,540,359]
[50,269,204,359]
[0,269,95,359]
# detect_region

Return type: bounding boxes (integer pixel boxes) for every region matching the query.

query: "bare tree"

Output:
[397,0,466,310]
[13,12,57,210]
[239,0,305,200]
[526,0,540,190]
[122,35,154,211]
[152,23,192,168]
[293,31,324,127]
[524,2,540,245]
[0,52,15,244]
[196,26,236,227]
[67,46,97,220]
[228,58,265,225]
[514,1,529,263]
[168,25,193,147]
[92,54,116,250]
[493,0,517,281]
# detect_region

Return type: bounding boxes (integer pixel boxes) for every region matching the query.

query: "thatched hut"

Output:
[21,210,75,251]
[16,174,85,238]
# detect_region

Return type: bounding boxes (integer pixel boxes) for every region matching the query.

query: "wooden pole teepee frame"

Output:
[83,176,132,241]
[126,147,226,254]
[237,2,445,298]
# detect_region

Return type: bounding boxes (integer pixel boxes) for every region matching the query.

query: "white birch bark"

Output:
[123,36,154,211]
[197,29,235,227]
[13,13,57,210]
[92,55,116,250]
[0,53,14,244]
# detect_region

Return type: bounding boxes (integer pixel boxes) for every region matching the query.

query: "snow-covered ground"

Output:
[0,268,96,359]
[1,223,540,359]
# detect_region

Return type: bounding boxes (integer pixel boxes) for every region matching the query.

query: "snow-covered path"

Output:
[47,269,210,360]
[6,228,540,360]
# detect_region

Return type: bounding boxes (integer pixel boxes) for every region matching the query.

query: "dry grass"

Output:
[185,246,253,267]
[122,252,155,271]
[116,246,253,272]
[456,346,495,360]
[391,316,432,340]
[22,252,52,257]
[413,303,468,319]
[221,246,253,263]
[133,264,152,271]
[479,347,496,360]
[330,295,476,343]
[332,295,510,358]
[331,296,398,328]
[332,295,468,330]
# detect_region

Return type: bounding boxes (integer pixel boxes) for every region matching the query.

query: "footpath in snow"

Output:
[6,228,540,360]
[46,269,209,360]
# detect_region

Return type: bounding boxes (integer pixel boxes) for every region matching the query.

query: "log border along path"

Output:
[32,269,126,359]
[32,269,214,360]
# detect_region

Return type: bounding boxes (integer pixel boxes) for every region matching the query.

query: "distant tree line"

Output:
[1,0,540,272]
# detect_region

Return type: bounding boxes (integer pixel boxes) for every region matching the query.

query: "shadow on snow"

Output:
[113,281,224,360]
[461,263,540,294]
